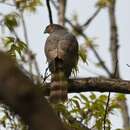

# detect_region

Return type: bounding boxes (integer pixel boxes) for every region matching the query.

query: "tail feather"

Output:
[49,58,68,103]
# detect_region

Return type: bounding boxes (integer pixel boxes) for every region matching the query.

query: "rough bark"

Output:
[109,0,120,77]
[44,77,130,95]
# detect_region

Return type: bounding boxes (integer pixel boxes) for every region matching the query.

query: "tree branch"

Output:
[57,0,67,26]
[108,0,130,128]
[43,77,130,95]
[109,0,119,77]
[82,8,101,28]
[46,0,53,24]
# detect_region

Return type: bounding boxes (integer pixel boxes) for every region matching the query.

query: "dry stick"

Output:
[103,60,118,130]
[43,66,51,83]
[82,7,101,28]
[51,0,58,9]
[46,0,53,24]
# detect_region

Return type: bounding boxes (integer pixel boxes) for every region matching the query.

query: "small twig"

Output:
[43,74,51,83]
[12,29,19,40]
[43,64,52,83]
[50,0,58,9]
[103,60,118,130]
[46,0,53,24]
[82,8,101,28]
[44,66,49,79]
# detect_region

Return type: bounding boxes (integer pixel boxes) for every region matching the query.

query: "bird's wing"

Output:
[44,34,59,62]
[56,34,79,77]
[44,32,78,77]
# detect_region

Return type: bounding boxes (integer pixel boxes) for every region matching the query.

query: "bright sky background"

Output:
[0,0,130,129]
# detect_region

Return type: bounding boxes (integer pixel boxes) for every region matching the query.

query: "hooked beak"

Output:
[44,29,47,33]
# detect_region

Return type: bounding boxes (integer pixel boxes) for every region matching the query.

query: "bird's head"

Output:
[44,24,66,34]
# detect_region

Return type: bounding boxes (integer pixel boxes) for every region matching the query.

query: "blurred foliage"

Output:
[4,12,19,31]
[0,0,41,129]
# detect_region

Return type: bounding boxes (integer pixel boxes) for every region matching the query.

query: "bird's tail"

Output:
[49,58,68,103]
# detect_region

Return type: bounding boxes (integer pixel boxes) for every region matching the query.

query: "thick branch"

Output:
[109,0,119,77]
[44,77,130,95]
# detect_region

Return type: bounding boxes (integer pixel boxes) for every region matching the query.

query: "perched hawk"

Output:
[44,24,79,102]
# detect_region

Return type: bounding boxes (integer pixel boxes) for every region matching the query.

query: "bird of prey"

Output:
[44,24,79,102]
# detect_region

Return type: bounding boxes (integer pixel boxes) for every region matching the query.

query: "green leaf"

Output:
[95,118,103,130]
[80,94,89,103]
[116,94,126,101]
[89,93,96,100]
[3,37,15,46]
[79,46,87,63]
[96,0,111,8]
[17,40,27,50]
[71,99,80,109]
[4,13,19,31]
[98,95,107,102]
[72,95,82,103]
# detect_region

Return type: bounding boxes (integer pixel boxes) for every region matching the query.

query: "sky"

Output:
[0,0,130,129]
